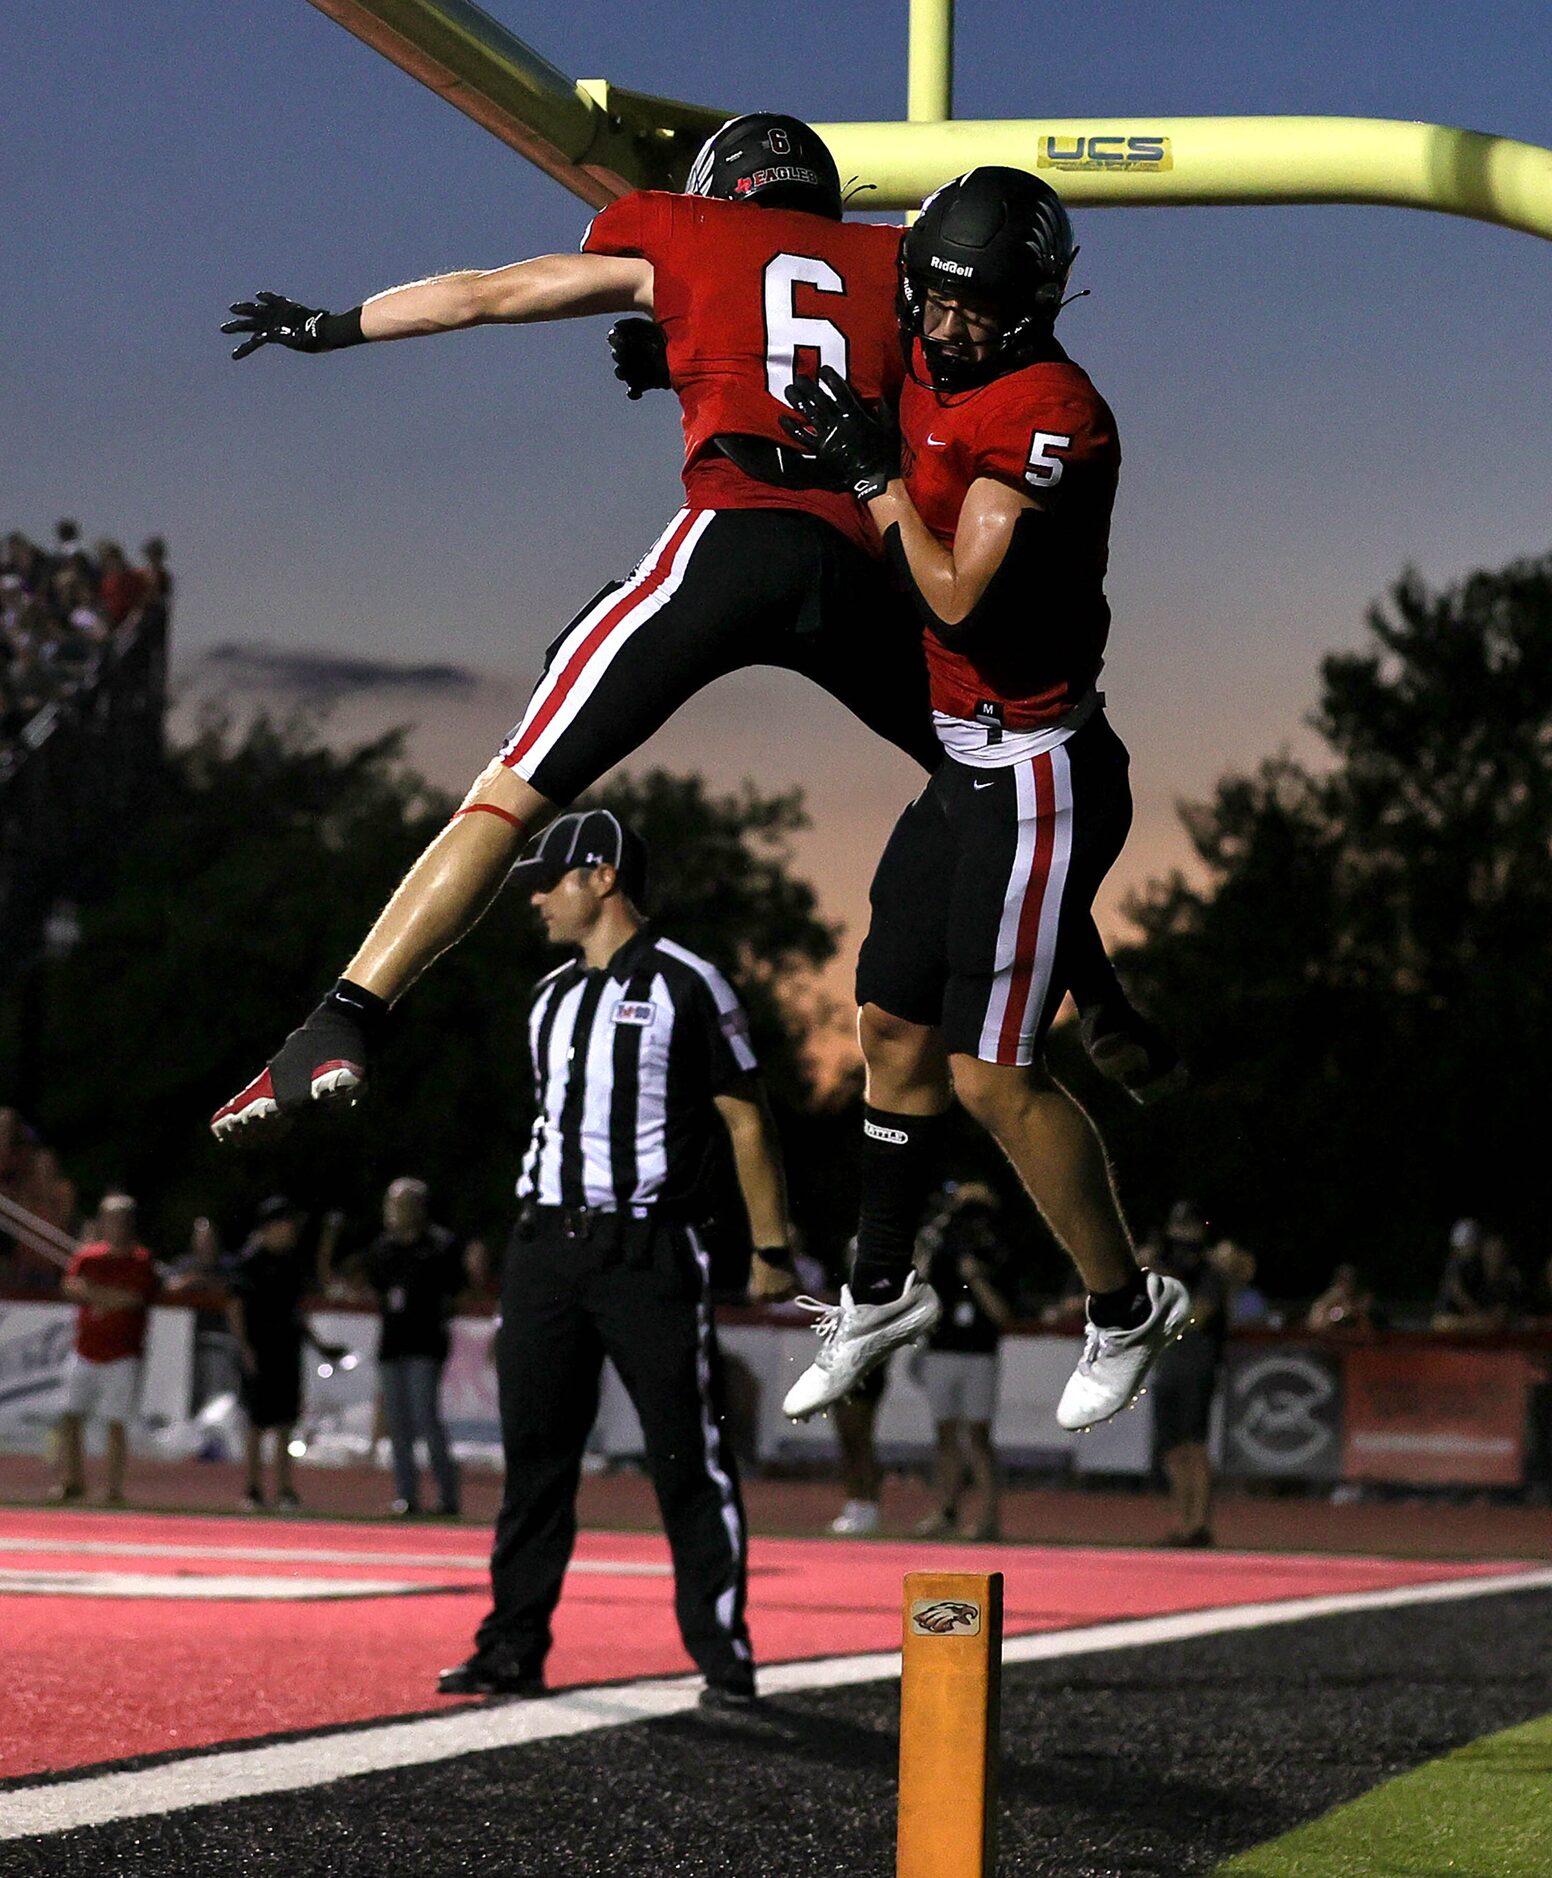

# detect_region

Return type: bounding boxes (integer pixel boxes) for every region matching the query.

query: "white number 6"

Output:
[1025,430,1072,488]
[764,253,849,401]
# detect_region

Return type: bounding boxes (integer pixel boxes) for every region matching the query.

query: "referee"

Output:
[439,809,795,1708]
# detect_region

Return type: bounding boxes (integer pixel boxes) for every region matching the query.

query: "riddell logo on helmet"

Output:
[734,164,823,195]
[932,257,975,277]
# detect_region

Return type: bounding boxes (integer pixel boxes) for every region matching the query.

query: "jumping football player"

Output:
[212,115,1169,1152]
[778,169,1189,1429]
[213,114,934,1147]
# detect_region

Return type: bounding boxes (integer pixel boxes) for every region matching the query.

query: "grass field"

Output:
[1219,1711,1552,1878]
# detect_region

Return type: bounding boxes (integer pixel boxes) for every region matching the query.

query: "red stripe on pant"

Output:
[996,753,1057,1063]
[503,509,701,771]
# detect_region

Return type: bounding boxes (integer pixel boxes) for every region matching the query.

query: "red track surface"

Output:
[0,1508,1526,1783]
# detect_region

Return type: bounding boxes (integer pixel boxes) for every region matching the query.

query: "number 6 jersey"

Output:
[583,190,903,557]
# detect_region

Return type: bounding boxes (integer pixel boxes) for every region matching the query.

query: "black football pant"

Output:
[495,504,1135,1023]
[497,506,942,801]
[474,1210,751,1687]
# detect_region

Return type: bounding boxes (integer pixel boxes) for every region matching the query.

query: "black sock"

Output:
[1088,1270,1150,1329]
[850,1106,951,1302]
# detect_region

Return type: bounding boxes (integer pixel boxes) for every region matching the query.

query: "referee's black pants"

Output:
[474,1211,752,1688]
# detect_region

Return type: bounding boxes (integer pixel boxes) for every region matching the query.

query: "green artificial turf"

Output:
[1217,1711,1552,1877]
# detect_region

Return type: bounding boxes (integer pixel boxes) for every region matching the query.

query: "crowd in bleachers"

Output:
[0,522,171,782]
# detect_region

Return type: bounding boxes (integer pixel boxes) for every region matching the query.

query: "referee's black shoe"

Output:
[437,1655,547,1699]
[698,1673,758,1712]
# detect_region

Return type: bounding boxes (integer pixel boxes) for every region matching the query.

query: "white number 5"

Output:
[764,253,849,400]
[1025,430,1072,488]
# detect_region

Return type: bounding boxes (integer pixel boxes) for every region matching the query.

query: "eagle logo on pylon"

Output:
[910,1599,981,1635]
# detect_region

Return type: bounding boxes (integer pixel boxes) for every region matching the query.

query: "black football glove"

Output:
[211,979,389,1141]
[222,292,363,360]
[607,317,671,399]
[780,365,900,502]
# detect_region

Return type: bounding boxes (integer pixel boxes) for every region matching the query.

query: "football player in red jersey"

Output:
[779,169,1189,1429]
[211,114,936,1179]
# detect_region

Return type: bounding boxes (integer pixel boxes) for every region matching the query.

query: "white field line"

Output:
[0,1570,433,1600]
[4,1565,1550,1842]
[0,1538,668,1577]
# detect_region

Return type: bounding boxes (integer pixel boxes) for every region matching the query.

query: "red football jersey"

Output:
[899,343,1120,727]
[583,191,903,556]
[68,1241,157,1363]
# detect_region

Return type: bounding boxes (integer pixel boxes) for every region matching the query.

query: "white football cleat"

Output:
[782,1274,941,1421]
[828,1499,881,1537]
[1056,1271,1191,1432]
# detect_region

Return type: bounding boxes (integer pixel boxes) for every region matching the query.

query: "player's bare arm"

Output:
[713,1081,797,1302]
[868,474,1038,632]
[782,364,1038,630]
[222,253,653,357]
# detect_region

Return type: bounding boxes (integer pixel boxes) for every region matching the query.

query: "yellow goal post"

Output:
[304,0,1552,240]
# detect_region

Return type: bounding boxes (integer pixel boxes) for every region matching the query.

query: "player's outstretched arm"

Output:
[223,254,653,358]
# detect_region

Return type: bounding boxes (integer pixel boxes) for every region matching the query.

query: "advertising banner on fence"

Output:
[1220,1344,1343,1480]
[1342,1345,1540,1486]
[0,1302,193,1454]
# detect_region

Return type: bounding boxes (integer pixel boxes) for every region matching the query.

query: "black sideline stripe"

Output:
[608,966,652,1207]
[556,975,607,1208]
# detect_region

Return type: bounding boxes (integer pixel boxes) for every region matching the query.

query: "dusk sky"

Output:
[11,1,1552,990]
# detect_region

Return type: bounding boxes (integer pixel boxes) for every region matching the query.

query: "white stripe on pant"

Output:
[976,746,1075,1064]
[686,1225,750,1662]
[501,509,716,782]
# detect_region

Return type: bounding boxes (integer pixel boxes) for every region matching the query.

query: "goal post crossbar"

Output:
[304,0,1552,242]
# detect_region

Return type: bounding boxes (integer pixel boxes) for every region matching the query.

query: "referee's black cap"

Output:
[512,809,649,903]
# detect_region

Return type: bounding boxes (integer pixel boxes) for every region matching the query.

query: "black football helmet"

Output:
[684,113,843,220]
[899,166,1079,390]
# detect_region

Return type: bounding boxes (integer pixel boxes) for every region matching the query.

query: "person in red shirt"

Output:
[209,114,1163,1145]
[779,169,1188,1429]
[54,1192,158,1504]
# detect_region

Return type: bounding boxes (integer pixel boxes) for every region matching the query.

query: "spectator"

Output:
[53,518,92,576]
[140,536,173,606]
[353,1177,466,1518]
[94,540,150,628]
[1307,1261,1378,1333]
[52,1194,158,1505]
[1432,1221,1524,1331]
[1210,1239,1271,1327]
[1146,1201,1227,1548]
[164,1216,241,1413]
[228,1196,315,1511]
[912,1183,1013,1544]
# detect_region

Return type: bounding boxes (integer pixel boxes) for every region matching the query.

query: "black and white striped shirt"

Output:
[517,926,759,1214]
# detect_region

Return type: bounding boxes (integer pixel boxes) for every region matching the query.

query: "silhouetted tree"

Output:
[1112,552,1552,1295]
[0,711,839,1268]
